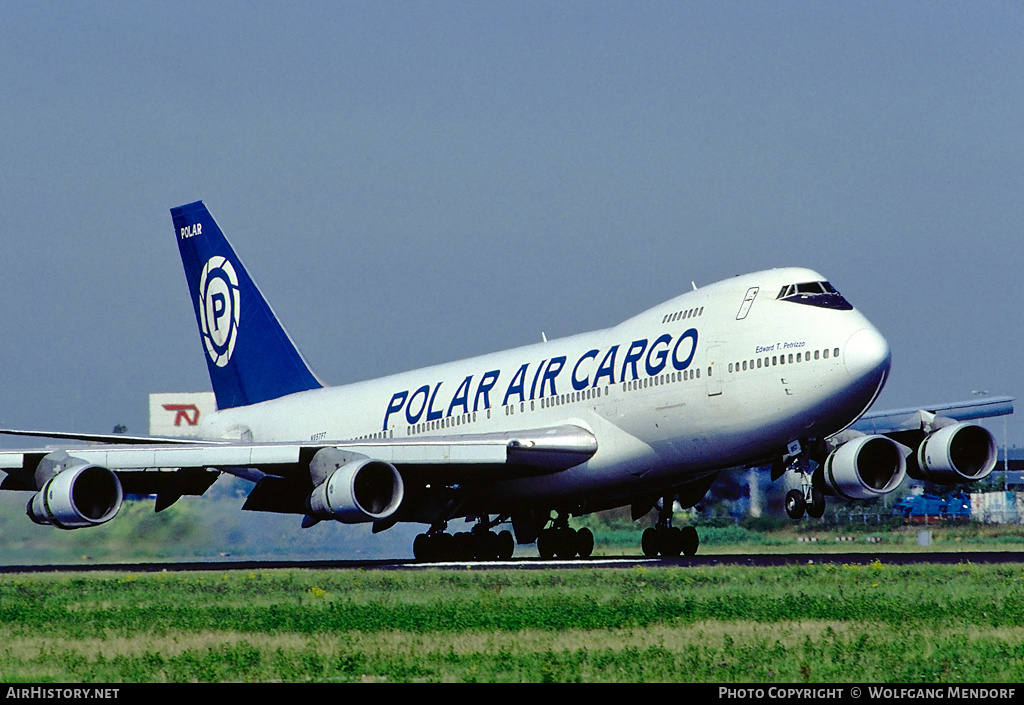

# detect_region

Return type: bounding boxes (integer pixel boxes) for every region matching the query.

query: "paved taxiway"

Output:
[1,551,1022,574]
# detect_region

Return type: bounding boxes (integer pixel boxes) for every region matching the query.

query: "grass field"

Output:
[2,562,1023,683]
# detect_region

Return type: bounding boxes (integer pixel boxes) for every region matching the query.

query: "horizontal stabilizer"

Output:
[0,427,210,445]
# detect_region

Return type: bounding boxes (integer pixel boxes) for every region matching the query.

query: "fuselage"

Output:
[200,267,890,509]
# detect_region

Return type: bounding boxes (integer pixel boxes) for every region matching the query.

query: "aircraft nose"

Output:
[844,328,891,381]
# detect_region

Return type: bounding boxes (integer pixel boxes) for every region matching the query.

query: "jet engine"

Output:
[911,422,997,484]
[821,435,907,500]
[27,461,124,530]
[308,455,404,523]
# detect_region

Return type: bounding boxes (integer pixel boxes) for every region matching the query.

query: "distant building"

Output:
[971,492,1024,524]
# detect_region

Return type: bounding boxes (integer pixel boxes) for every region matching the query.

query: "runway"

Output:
[2,551,1022,574]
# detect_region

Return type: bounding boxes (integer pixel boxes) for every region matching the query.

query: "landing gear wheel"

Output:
[662,526,683,557]
[554,528,578,559]
[785,489,806,520]
[807,488,826,519]
[453,532,475,560]
[414,531,456,562]
[537,511,597,560]
[537,529,556,559]
[576,527,595,558]
[537,527,580,559]
[435,532,453,559]
[680,525,699,556]
[413,533,431,562]
[496,530,515,560]
[476,531,501,561]
[640,526,687,557]
[641,527,659,557]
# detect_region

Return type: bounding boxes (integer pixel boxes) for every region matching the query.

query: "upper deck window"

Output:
[776,281,852,311]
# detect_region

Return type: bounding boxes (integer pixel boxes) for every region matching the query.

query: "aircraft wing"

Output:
[767,395,1013,516]
[850,395,1013,435]
[0,424,597,517]
[839,395,1013,488]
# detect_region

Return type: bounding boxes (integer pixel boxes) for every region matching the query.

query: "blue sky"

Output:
[1,1,1022,447]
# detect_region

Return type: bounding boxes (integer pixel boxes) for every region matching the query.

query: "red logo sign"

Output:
[162,404,200,426]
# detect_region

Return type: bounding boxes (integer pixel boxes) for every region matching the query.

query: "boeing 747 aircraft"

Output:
[0,202,1005,560]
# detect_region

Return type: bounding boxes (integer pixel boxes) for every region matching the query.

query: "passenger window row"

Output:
[728,347,841,373]
[407,411,478,436]
[622,367,698,393]
[504,386,605,417]
[662,306,703,324]
[353,430,394,440]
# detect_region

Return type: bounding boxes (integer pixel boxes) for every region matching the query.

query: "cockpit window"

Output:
[776,281,853,310]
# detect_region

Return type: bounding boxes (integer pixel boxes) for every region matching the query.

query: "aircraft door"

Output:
[705,345,723,398]
[736,287,758,320]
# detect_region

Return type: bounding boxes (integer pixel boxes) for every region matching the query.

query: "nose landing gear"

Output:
[784,449,826,520]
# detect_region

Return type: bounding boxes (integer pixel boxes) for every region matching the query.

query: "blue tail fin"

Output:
[171,201,323,409]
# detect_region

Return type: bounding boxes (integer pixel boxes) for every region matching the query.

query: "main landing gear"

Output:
[413,517,515,562]
[641,495,699,557]
[536,514,595,560]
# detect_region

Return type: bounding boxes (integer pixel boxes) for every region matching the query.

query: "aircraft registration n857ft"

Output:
[0,202,1005,561]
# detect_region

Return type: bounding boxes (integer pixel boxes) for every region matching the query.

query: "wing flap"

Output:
[336,425,597,471]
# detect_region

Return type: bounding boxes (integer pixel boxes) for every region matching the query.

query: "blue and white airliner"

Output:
[0,202,1010,560]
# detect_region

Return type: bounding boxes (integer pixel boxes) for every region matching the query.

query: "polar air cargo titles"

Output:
[379,328,699,431]
[0,202,1010,562]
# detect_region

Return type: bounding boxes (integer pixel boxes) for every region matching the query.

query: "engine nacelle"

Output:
[308,458,404,524]
[27,463,124,530]
[911,423,997,484]
[822,435,907,501]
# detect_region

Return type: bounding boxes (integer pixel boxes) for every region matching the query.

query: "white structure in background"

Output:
[746,468,762,518]
[971,492,1024,524]
[149,393,217,438]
